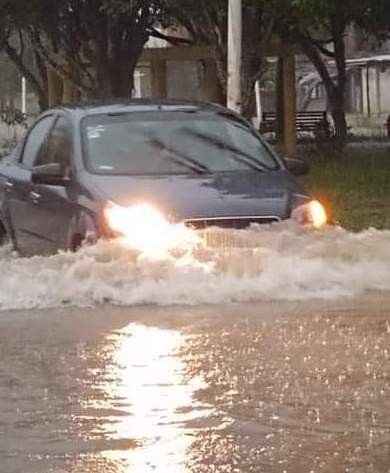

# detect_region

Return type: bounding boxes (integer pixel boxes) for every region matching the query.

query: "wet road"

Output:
[1,294,390,473]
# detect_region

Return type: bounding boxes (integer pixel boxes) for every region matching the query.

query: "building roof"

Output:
[346,54,390,66]
[299,54,390,87]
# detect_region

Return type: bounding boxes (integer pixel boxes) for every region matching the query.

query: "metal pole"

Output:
[133,70,143,98]
[21,77,26,114]
[255,80,262,127]
[227,0,242,113]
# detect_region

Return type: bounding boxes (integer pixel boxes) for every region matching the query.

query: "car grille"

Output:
[184,216,280,230]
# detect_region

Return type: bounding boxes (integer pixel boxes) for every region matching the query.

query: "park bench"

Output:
[260,110,331,137]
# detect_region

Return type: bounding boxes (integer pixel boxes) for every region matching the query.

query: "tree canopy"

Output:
[164,0,276,116]
[0,0,164,107]
[1,0,389,147]
[271,0,390,146]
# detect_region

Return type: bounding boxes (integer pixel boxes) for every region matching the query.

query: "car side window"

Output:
[20,116,55,169]
[35,116,73,169]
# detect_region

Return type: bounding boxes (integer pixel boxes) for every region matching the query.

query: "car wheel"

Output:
[71,233,84,252]
[71,216,100,252]
[71,231,99,252]
[68,212,100,252]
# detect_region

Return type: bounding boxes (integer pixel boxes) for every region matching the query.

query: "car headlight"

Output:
[291,200,328,228]
[104,202,200,254]
[104,202,170,237]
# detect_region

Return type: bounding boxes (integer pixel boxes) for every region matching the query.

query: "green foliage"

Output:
[279,0,390,41]
[269,0,390,147]
[357,0,390,41]
[305,148,390,231]
[1,0,389,107]
[163,0,277,115]
[0,0,164,102]
[101,0,162,17]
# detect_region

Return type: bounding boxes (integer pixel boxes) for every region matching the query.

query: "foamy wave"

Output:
[1,223,390,310]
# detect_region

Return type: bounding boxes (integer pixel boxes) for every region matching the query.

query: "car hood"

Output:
[88,171,307,221]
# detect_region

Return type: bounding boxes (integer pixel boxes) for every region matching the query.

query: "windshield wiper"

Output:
[149,137,210,175]
[183,129,271,173]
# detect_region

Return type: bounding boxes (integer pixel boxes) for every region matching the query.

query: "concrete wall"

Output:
[361,65,390,116]
[136,60,208,102]
[379,68,390,113]
[166,61,204,100]
[347,69,362,114]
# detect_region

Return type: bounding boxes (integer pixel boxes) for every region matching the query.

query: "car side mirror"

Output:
[31,163,70,186]
[284,157,310,176]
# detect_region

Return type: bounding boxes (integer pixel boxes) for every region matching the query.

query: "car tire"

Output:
[70,214,100,252]
[71,233,84,252]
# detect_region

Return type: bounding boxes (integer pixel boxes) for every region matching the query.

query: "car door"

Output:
[27,114,79,254]
[5,114,56,255]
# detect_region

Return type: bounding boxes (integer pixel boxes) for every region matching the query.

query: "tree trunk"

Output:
[331,15,348,148]
[203,59,224,104]
[329,93,348,148]
[318,79,348,149]
[276,56,285,142]
[297,27,348,149]
[93,27,146,100]
[109,52,135,98]
[47,67,63,107]
[62,62,81,103]
[94,58,135,100]
[241,56,262,119]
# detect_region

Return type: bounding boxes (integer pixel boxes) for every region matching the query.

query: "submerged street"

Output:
[1,0,389,470]
[0,53,389,471]
[1,295,390,473]
[1,225,390,472]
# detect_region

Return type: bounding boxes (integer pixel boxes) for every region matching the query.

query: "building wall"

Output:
[347,69,362,114]
[167,61,204,100]
[136,60,209,102]
[379,69,390,113]
[360,64,390,116]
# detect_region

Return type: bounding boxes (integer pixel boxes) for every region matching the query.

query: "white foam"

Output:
[1,223,390,311]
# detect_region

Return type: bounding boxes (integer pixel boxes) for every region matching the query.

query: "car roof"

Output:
[56,99,232,121]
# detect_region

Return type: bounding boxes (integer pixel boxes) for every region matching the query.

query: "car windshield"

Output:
[81,111,279,175]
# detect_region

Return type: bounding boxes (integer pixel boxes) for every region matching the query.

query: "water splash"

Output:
[1,223,390,311]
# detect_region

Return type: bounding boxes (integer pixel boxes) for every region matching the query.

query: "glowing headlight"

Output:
[291,200,328,228]
[104,202,200,254]
[105,202,170,236]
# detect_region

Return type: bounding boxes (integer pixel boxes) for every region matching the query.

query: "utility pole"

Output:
[227,0,242,113]
[21,77,26,114]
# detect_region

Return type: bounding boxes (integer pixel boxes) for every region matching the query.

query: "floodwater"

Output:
[1,223,390,310]
[1,224,390,472]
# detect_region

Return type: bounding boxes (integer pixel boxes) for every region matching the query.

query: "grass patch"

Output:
[304,147,390,231]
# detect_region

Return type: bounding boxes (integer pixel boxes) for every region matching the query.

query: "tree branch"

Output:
[147,27,194,46]
[2,39,48,109]
[29,30,94,93]
[295,30,337,100]
[312,39,335,58]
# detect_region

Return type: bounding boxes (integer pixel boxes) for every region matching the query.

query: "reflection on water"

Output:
[96,324,211,473]
[1,301,390,472]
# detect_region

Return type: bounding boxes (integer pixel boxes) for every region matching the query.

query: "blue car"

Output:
[0,99,327,256]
